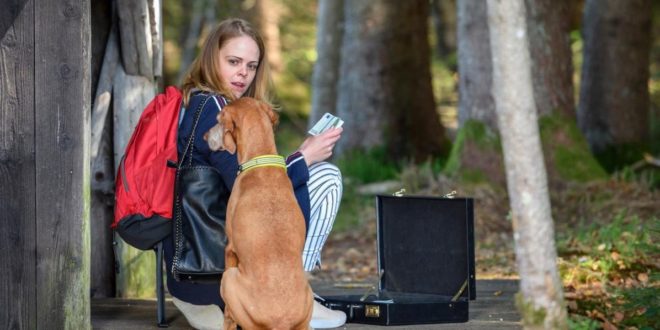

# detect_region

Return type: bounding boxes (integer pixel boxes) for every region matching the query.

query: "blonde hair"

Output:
[181,18,273,107]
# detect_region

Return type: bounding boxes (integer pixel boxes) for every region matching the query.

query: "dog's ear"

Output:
[220,108,237,154]
[260,102,279,127]
[205,124,224,151]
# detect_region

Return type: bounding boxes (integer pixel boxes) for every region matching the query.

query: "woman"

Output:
[163,18,346,329]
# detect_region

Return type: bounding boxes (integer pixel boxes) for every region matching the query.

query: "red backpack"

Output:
[113,86,182,250]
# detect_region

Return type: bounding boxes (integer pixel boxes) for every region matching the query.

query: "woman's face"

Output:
[218,35,260,99]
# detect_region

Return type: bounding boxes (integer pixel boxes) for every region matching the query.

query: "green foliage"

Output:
[613,165,660,190]
[429,51,459,142]
[570,30,583,104]
[336,147,399,184]
[398,158,447,193]
[273,0,317,116]
[333,182,373,232]
[557,213,659,329]
[594,143,650,173]
[273,113,305,156]
[618,284,660,330]
[514,293,547,327]
[567,314,599,330]
[558,213,657,280]
[444,120,501,178]
[650,2,660,156]
[430,54,458,108]
[539,114,607,182]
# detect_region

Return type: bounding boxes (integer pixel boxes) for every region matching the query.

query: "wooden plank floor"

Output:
[92,280,521,329]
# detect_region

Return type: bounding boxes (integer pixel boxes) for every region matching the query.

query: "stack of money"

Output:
[308,113,344,135]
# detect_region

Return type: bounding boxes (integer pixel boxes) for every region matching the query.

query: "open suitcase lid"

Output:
[376,195,476,301]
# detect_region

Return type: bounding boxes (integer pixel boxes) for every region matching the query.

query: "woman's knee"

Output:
[308,162,342,186]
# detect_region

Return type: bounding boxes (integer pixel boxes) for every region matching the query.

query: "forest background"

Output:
[86,0,659,329]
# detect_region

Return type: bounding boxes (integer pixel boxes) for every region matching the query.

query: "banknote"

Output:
[308,112,344,135]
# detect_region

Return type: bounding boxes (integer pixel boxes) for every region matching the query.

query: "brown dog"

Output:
[206,97,313,330]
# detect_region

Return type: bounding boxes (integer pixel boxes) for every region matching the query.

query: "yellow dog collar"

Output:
[238,154,286,174]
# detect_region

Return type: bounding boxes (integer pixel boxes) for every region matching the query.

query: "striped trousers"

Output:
[302,162,343,271]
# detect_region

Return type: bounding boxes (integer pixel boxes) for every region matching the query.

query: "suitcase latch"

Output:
[365,305,380,318]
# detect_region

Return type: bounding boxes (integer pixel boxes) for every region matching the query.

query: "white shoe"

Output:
[310,299,346,329]
[171,297,224,330]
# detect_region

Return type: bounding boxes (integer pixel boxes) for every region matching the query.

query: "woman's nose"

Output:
[238,65,247,77]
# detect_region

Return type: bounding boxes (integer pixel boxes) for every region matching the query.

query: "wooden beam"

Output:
[117,0,153,78]
[0,0,28,40]
[148,0,162,78]
[91,27,119,164]
[112,64,156,171]
[0,0,36,328]
[34,0,90,327]
[112,58,158,299]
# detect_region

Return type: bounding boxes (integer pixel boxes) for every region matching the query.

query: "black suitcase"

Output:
[319,195,476,325]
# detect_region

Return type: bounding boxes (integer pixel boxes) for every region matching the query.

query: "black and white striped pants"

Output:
[302,162,343,271]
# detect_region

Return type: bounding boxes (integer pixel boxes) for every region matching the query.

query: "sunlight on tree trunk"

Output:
[487,0,568,328]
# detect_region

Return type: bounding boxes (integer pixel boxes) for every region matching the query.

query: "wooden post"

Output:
[117,0,153,77]
[89,0,116,299]
[113,63,158,298]
[0,1,36,328]
[1,0,91,327]
[112,0,161,298]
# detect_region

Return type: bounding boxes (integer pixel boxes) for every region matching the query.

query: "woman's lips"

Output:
[231,82,245,89]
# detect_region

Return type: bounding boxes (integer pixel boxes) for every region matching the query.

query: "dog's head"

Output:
[205,97,279,154]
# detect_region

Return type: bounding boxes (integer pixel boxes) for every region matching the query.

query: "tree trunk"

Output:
[578,0,652,168]
[525,0,574,119]
[457,0,497,131]
[431,0,457,58]
[336,0,449,161]
[524,0,607,187]
[251,0,283,76]
[487,0,567,328]
[309,0,344,127]
[176,0,206,84]
[445,0,505,186]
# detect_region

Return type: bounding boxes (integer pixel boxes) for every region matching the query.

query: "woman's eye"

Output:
[228,59,239,65]
[248,64,258,71]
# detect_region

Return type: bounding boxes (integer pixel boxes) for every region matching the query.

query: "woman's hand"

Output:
[298,127,343,166]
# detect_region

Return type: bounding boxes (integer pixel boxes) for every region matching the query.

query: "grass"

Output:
[557,213,659,329]
[335,147,400,184]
